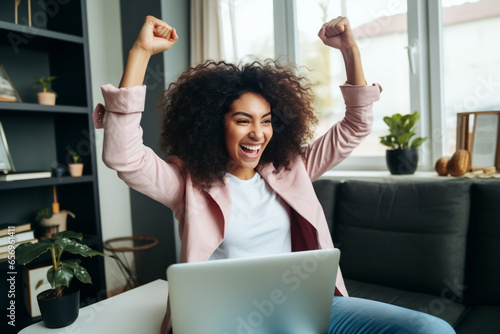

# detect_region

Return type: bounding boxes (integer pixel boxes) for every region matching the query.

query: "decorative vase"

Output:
[37,287,80,328]
[53,166,66,177]
[40,210,75,237]
[386,149,418,175]
[68,163,84,177]
[37,92,56,106]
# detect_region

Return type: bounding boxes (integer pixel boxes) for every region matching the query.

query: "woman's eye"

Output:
[263,119,272,124]
[237,119,249,124]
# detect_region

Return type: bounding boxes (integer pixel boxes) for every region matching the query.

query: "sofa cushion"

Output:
[465,180,500,305]
[455,306,500,334]
[333,179,471,302]
[345,279,467,327]
[312,179,343,234]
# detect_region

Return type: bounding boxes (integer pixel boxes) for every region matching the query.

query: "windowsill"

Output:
[321,170,500,181]
[321,170,444,180]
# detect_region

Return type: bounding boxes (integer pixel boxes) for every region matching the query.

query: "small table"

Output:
[19,279,169,334]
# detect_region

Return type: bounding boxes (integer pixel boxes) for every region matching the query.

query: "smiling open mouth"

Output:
[240,144,261,158]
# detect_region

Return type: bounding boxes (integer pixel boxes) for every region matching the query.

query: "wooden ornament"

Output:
[435,157,451,176]
[447,150,471,177]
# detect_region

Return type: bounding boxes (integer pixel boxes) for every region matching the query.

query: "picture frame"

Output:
[0,63,22,103]
[456,110,500,170]
[23,265,52,317]
[0,122,16,173]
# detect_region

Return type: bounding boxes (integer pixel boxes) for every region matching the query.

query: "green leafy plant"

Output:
[33,76,57,94]
[380,111,427,150]
[36,208,52,222]
[16,231,105,299]
[67,150,80,164]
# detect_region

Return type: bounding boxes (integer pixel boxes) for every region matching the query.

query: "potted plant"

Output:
[36,207,76,238]
[16,231,106,328]
[67,150,83,177]
[380,111,427,175]
[33,76,57,105]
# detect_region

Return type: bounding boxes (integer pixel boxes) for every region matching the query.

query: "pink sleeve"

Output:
[303,83,382,180]
[93,84,185,209]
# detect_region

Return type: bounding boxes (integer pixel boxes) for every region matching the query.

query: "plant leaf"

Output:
[61,260,92,285]
[391,113,402,122]
[61,259,82,269]
[380,136,395,149]
[52,231,83,240]
[397,133,414,148]
[47,267,55,288]
[15,240,53,265]
[409,111,420,125]
[73,265,92,284]
[53,265,74,288]
[410,137,427,148]
[55,238,105,257]
[383,116,392,127]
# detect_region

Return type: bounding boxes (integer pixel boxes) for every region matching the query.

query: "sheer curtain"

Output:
[190,0,228,66]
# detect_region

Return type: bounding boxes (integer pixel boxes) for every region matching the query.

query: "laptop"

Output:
[167,248,340,334]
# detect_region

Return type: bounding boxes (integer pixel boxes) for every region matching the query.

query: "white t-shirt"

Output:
[209,172,292,260]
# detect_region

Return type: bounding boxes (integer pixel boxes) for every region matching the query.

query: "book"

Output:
[0,223,31,237]
[0,238,37,253]
[0,96,17,102]
[0,171,51,182]
[0,230,35,246]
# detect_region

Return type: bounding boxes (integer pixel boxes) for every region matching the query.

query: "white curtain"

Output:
[190,0,226,66]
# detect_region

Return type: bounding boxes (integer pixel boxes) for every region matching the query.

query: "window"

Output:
[219,0,500,170]
[220,0,275,62]
[296,0,409,157]
[441,0,500,155]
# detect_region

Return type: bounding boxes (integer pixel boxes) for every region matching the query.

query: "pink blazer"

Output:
[93,83,381,333]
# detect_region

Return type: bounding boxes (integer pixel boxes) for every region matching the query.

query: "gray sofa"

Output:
[313,177,500,334]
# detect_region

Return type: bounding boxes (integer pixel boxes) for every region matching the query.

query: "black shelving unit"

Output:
[0,1,105,332]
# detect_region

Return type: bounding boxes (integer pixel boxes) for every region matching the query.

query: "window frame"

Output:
[274,0,446,171]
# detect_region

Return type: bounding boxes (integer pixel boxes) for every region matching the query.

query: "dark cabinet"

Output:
[0,1,105,331]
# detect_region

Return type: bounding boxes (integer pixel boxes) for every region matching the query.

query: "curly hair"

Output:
[158,59,318,190]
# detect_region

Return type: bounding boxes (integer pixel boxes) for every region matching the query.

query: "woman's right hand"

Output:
[133,15,178,56]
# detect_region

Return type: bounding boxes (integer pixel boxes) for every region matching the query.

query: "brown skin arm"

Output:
[119,15,178,88]
[318,16,366,86]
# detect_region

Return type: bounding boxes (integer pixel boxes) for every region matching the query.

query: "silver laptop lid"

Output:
[167,248,340,334]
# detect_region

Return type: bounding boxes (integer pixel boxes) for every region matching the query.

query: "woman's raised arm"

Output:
[318,16,366,86]
[119,15,178,88]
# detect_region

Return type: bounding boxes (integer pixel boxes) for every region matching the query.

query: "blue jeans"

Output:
[329,296,456,334]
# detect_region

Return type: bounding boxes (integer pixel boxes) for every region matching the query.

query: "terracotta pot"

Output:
[68,163,84,177]
[37,287,80,328]
[37,92,56,105]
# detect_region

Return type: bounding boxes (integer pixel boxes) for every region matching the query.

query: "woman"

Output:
[95,15,455,334]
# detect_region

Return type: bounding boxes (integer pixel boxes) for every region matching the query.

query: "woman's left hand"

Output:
[318,16,358,51]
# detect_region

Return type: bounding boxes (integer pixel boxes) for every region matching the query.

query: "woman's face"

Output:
[224,92,273,180]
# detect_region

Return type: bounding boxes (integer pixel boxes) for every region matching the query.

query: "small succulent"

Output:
[33,76,57,94]
[68,150,80,164]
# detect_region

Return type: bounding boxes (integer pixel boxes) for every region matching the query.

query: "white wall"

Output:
[86,0,134,293]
